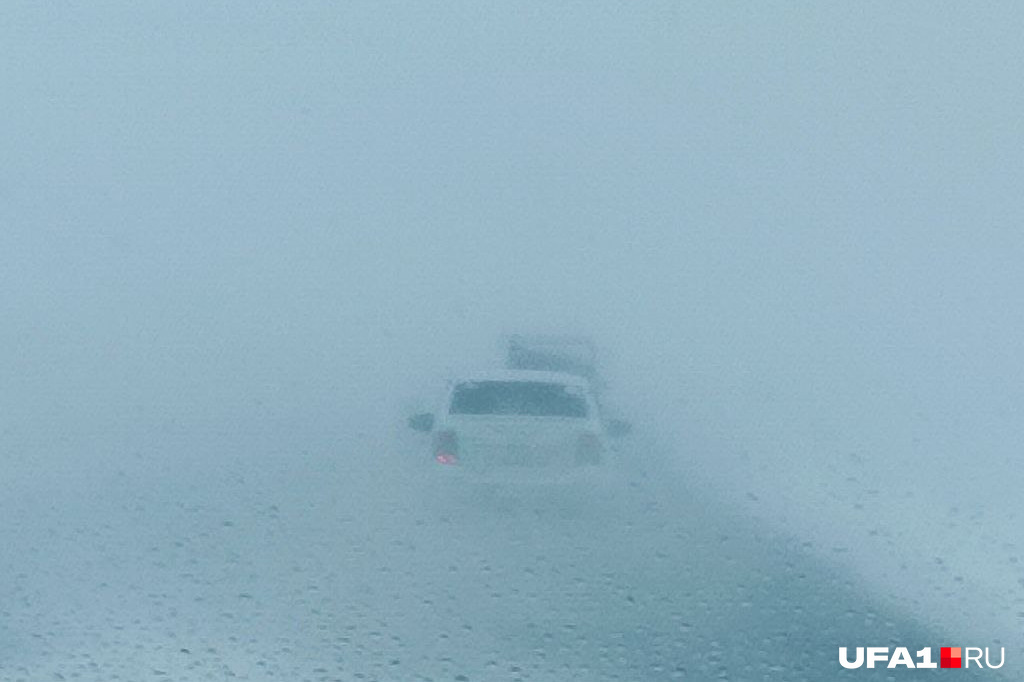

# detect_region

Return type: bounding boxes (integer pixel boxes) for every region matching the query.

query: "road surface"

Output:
[0,427,1004,680]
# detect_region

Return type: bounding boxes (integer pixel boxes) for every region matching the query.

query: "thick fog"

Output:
[3,2,1023,679]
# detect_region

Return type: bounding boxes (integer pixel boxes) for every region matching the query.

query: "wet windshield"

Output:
[2,3,1020,680]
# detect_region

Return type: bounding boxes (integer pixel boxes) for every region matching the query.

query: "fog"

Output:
[3,2,1023,679]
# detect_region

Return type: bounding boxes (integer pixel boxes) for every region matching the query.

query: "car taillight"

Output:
[433,430,459,465]
[575,432,603,465]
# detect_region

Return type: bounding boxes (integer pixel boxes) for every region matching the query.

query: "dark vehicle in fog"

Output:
[504,334,631,436]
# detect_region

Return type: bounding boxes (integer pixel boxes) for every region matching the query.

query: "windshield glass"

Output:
[4,3,1020,680]
[450,381,589,417]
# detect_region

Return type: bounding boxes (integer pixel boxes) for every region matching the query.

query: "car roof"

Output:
[450,369,591,388]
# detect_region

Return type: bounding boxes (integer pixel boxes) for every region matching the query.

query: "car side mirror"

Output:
[407,412,434,432]
[606,418,632,438]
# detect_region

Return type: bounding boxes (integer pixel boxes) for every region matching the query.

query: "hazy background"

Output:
[3,0,1023,655]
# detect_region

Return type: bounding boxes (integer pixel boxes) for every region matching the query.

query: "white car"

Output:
[408,370,611,482]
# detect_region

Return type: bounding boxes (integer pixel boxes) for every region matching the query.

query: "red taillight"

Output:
[575,432,603,465]
[433,430,459,465]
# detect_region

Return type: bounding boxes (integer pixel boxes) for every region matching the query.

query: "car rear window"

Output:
[449,381,588,418]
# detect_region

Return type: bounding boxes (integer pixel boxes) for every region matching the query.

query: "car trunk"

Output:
[447,414,586,471]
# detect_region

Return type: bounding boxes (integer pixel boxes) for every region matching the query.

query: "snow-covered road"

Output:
[0,424,1005,681]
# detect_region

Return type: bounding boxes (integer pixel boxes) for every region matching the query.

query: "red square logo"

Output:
[941,647,962,668]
